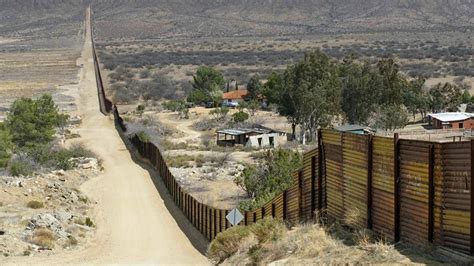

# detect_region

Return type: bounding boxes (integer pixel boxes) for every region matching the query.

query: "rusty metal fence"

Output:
[91,18,473,256]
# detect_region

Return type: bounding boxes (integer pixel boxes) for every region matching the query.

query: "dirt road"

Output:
[4,8,208,265]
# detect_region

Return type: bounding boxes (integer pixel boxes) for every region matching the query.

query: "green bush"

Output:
[235,149,302,211]
[136,131,151,143]
[6,94,68,149]
[26,200,44,209]
[27,143,97,171]
[0,123,13,168]
[8,158,33,177]
[232,111,249,123]
[162,100,186,112]
[85,217,94,227]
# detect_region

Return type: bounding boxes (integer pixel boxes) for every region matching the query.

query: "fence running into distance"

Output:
[89,13,473,257]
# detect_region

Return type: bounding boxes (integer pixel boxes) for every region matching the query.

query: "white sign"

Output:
[226,208,244,226]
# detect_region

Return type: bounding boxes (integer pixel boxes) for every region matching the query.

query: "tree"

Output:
[377,58,404,106]
[232,111,249,123]
[235,149,302,210]
[0,122,13,168]
[210,107,229,121]
[190,66,225,106]
[429,83,463,112]
[247,100,260,116]
[403,77,429,120]
[246,74,263,100]
[340,60,382,124]
[373,104,409,131]
[6,95,67,149]
[280,50,341,144]
[263,72,284,105]
[462,90,471,104]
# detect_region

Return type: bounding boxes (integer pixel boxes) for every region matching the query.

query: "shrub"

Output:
[208,218,285,264]
[208,225,251,264]
[30,228,55,249]
[0,123,12,168]
[232,111,249,123]
[136,131,151,143]
[8,158,34,177]
[85,217,94,227]
[26,200,44,209]
[235,149,302,211]
[28,143,97,170]
[6,94,68,149]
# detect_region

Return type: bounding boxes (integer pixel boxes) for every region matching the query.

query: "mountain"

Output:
[0,0,473,39]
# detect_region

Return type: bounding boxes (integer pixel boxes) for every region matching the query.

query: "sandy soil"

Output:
[3,8,208,265]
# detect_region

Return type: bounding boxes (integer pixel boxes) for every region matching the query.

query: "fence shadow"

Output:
[114,123,209,255]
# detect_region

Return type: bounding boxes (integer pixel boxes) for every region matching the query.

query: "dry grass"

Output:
[213,210,444,265]
[30,228,55,249]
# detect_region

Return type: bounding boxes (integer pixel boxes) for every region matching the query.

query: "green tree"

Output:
[0,122,13,168]
[232,111,249,123]
[429,83,463,112]
[247,100,260,116]
[6,95,67,149]
[340,60,382,124]
[210,107,229,121]
[235,149,302,210]
[373,104,409,131]
[377,58,404,106]
[263,72,283,105]
[403,77,429,120]
[190,66,225,106]
[246,74,263,100]
[462,90,471,104]
[281,50,341,144]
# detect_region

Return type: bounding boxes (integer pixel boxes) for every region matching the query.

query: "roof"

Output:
[428,112,474,122]
[217,127,272,136]
[222,89,248,100]
[336,124,372,132]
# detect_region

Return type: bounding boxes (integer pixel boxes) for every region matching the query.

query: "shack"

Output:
[216,127,286,148]
[336,124,374,134]
[428,112,474,129]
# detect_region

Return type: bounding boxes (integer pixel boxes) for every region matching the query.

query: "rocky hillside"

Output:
[1,0,472,40]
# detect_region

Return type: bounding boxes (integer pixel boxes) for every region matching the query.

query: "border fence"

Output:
[90,10,473,256]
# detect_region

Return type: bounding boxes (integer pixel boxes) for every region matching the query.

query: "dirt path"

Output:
[4,8,208,265]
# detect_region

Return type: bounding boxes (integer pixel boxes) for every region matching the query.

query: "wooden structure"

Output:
[429,112,474,129]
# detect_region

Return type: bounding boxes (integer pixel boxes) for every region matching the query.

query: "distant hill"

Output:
[1,0,473,39]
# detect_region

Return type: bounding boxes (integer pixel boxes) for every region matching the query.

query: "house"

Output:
[336,125,374,135]
[222,89,248,105]
[428,112,474,129]
[216,127,286,148]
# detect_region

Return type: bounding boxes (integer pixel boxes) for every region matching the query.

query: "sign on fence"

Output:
[226,208,244,226]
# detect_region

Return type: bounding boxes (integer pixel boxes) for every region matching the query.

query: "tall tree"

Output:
[246,74,263,100]
[189,66,225,106]
[281,50,341,144]
[429,83,463,112]
[341,60,382,124]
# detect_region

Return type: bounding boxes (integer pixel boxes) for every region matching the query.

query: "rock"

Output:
[52,170,65,176]
[29,213,69,239]
[54,210,73,222]
[69,157,98,170]
[70,191,79,202]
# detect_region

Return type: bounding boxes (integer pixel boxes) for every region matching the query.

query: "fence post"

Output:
[214,209,217,238]
[225,210,229,229]
[311,155,316,218]
[318,129,324,211]
[244,211,248,226]
[428,144,435,243]
[272,203,275,218]
[470,139,474,255]
[367,134,373,229]
[298,170,303,221]
[262,206,265,218]
[394,133,401,242]
[283,190,288,220]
